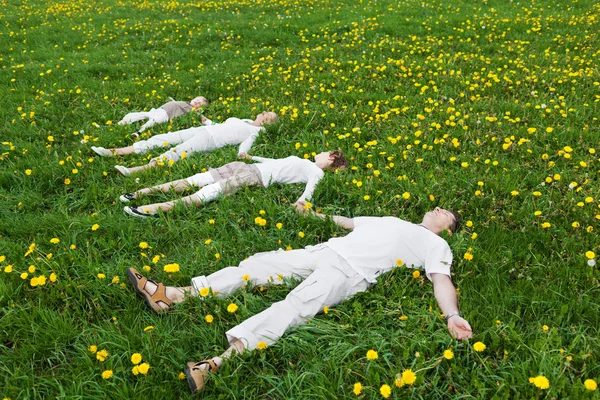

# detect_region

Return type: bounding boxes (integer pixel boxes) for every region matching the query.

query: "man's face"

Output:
[423,207,456,233]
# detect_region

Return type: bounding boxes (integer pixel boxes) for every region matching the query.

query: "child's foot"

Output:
[119,193,136,203]
[124,206,158,219]
[91,146,113,157]
[114,165,131,176]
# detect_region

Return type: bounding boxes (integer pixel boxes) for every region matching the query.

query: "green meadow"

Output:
[1,0,599,398]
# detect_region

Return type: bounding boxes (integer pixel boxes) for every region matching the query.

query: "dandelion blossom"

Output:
[380,384,392,398]
[584,379,597,391]
[137,363,150,375]
[131,353,142,365]
[257,341,268,350]
[101,370,113,379]
[366,349,378,360]
[227,303,238,313]
[473,342,486,352]
[401,369,417,385]
[353,382,362,395]
[444,349,454,360]
[530,375,550,390]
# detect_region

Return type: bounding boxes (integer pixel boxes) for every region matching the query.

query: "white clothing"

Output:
[251,156,325,203]
[120,108,170,133]
[131,118,261,163]
[202,117,262,155]
[191,247,369,351]
[321,217,453,283]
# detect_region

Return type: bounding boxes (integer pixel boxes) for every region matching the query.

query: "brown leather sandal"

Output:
[126,268,173,314]
[186,360,220,393]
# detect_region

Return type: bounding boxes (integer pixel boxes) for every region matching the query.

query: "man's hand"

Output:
[447,316,472,340]
[238,153,252,160]
[201,115,208,124]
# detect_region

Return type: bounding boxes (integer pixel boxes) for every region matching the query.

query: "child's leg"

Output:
[119,111,150,125]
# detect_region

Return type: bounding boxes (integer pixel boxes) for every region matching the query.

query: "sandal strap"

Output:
[151,283,173,306]
[193,359,218,372]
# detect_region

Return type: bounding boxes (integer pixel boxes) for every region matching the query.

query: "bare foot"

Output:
[142,281,191,310]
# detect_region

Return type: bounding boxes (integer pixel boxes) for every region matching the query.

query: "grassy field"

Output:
[1,0,600,398]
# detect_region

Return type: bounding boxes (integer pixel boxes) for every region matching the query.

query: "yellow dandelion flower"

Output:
[50,238,60,244]
[137,363,150,375]
[91,224,100,231]
[401,369,417,385]
[412,270,420,279]
[101,370,113,379]
[353,382,362,395]
[531,375,550,390]
[131,353,142,365]
[444,349,454,360]
[163,263,180,273]
[96,349,109,362]
[89,345,97,354]
[584,379,597,391]
[132,365,139,375]
[380,384,391,398]
[257,341,268,350]
[227,303,238,313]
[144,326,154,332]
[473,342,486,352]
[199,287,210,297]
[366,349,378,360]
[205,314,214,323]
[323,306,329,314]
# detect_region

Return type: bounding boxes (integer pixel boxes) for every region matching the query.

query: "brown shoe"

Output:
[186,360,219,393]
[126,268,173,313]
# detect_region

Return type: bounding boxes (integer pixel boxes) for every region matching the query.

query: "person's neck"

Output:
[249,120,262,127]
[418,222,440,236]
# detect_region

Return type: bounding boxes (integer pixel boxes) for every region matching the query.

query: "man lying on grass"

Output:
[115,95,209,137]
[91,111,278,176]
[120,150,348,218]
[126,205,472,393]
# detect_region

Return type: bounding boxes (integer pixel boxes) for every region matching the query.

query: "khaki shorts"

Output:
[209,162,263,195]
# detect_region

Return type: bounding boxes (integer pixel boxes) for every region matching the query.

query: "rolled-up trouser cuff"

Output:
[226,325,259,350]
[191,275,210,293]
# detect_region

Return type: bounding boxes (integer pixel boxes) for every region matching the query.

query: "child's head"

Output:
[315,150,349,171]
[190,96,209,108]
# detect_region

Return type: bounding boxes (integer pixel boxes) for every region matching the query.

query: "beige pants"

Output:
[191,246,370,351]
[186,162,263,202]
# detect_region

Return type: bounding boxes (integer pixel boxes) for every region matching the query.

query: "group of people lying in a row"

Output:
[93,96,472,393]
[91,96,346,218]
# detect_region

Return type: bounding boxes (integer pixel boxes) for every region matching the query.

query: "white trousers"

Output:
[120,108,169,133]
[191,247,370,351]
[132,126,216,163]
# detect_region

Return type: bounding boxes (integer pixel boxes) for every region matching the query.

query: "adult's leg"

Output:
[226,261,369,350]
[137,248,325,311]
[187,256,370,392]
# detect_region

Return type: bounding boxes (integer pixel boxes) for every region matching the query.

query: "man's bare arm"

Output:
[293,201,355,230]
[431,273,473,340]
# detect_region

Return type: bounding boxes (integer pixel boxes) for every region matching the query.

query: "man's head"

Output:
[190,96,209,108]
[421,207,460,236]
[255,111,279,126]
[314,150,349,170]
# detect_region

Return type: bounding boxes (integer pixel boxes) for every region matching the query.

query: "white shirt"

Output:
[316,217,453,283]
[251,156,325,203]
[202,117,262,155]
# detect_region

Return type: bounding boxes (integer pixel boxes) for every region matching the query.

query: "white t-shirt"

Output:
[202,118,263,155]
[251,156,325,203]
[316,216,453,283]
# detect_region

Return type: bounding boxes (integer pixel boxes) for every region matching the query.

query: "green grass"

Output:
[1,0,600,398]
